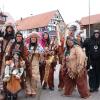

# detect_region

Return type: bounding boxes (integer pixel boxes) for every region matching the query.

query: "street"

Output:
[18,64,100,100]
[1,1,100,100]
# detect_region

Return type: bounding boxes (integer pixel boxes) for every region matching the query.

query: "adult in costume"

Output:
[3,31,29,100]
[1,24,15,76]
[42,36,57,90]
[25,31,44,96]
[58,26,79,91]
[39,32,50,86]
[63,36,90,99]
[0,24,15,100]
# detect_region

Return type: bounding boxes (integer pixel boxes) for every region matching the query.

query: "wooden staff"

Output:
[56,24,61,46]
[64,28,70,47]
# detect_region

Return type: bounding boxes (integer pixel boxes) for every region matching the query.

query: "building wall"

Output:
[0,14,6,24]
[20,10,65,38]
[85,25,93,37]
[83,23,100,37]
[48,11,64,32]
[20,27,47,37]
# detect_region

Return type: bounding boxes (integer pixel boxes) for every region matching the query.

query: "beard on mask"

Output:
[4,32,14,40]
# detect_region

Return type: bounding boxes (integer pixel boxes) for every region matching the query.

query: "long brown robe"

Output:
[25,45,43,95]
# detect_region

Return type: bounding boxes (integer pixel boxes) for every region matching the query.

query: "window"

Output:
[29,29,32,33]
[36,28,39,32]
[56,16,59,18]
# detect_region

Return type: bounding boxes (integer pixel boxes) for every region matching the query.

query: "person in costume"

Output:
[3,31,29,100]
[39,32,50,85]
[25,31,44,96]
[42,36,57,90]
[0,23,15,99]
[63,36,90,99]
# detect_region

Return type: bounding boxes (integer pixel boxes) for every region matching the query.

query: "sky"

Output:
[0,0,100,24]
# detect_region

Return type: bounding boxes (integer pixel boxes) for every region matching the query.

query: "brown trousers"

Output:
[58,67,64,89]
[64,70,90,98]
[48,65,55,88]
[58,61,66,89]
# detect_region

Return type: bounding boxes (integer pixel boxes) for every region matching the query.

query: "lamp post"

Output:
[89,0,91,38]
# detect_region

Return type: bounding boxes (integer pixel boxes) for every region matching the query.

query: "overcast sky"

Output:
[0,0,100,24]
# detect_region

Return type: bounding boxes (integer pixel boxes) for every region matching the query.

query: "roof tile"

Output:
[81,14,100,25]
[16,10,57,31]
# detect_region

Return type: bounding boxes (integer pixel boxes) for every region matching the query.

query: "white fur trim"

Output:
[0,37,3,41]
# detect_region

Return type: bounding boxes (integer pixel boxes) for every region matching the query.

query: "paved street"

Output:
[18,64,100,100]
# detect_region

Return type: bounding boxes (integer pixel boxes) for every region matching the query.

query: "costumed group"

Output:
[0,23,100,100]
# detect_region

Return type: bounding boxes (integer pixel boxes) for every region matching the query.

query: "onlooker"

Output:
[83,30,100,92]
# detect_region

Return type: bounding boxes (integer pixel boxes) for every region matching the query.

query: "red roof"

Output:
[16,10,57,31]
[81,14,100,25]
